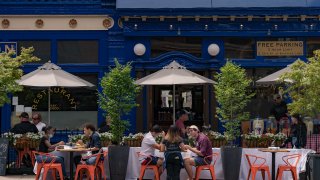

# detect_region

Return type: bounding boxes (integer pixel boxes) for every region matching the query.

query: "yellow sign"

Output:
[256,41,303,56]
[32,87,77,110]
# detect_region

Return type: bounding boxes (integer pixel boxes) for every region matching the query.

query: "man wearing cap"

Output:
[184,125,212,180]
[270,94,288,132]
[10,112,38,134]
[139,125,165,168]
[175,109,189,139]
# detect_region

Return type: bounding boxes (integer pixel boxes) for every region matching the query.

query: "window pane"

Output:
[306,37,320,57]
[57,41,98,64]
[245,68,282,119]
[11,74,98,129]
[151,37,202,57]
[18,41,51,64]
[223,38,255,59]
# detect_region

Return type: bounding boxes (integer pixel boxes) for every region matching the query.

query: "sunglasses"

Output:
[32,117,40,120]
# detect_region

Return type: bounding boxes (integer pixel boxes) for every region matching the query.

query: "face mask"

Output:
[49,134,53,138]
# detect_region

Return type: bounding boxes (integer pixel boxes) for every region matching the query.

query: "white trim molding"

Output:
[0,15,113,30]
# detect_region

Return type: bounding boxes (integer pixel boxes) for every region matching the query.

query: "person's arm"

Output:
[160,142,165,152]
[152,143,161,150]
[185,145,204,156]
[45,139,64,149]
[89,134,101,152]
[179,142,187,152]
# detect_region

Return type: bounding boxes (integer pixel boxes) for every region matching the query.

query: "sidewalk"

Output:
[0,175,35,179]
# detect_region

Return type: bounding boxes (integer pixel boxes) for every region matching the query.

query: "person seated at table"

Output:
[282,114,307,148]
[36,126,68,179]
[32,112,46,132]
[175,109,189,140]
[10,112,38,134]
[98,115,111,133]
[74,123,101,166]
[184,125,213,180]
[140,125,165,168]
[160,125,186,180]
[10,112,39,167]
[270,94,288,133]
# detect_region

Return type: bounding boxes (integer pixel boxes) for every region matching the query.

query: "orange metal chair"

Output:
[74,151,103,180]
[195,152,219,180]
[33,151,64,180]
[276,154,301,180]
[137,152,161,180]
[16,147,33,168]
[245,154,271,180]
[96,150,108,180]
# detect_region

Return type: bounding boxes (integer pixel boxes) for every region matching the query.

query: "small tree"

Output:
[0,47,40,107]
[281,50,320,117]
[98,59,141,144]
[214,61,255,143]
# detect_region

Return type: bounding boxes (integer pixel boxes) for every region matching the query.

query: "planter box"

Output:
[210,139,227,148]
[124,139,142,147]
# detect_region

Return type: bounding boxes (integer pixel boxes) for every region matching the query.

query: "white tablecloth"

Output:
[34,147,314,180]
[116,147,314,180]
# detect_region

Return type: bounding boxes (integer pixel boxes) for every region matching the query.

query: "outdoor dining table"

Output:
[56,147,89,180]
[258,148,290,180]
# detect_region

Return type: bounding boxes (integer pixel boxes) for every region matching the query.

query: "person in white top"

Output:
[32,113,46,132]
[139,125,165,168]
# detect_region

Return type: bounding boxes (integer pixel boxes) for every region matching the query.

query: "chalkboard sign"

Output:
[0,138,8,176]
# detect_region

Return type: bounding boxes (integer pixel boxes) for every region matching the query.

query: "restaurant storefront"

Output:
[1,0,320,133]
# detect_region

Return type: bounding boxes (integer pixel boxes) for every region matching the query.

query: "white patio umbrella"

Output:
[17,61,94,125]
[256,64,293,85]
[135,60,216,123]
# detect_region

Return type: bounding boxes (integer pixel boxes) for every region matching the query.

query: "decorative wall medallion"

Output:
[69,19,77,28]
[102,17,114,29]
[118,18,123,29]
[2,19,10,28]
[35,19,44,28]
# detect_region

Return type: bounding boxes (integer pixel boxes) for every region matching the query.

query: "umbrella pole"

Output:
[173,84,175,124]
[48,87,51,125]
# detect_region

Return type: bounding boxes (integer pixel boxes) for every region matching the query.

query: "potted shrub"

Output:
[214,61,255,180]
[280,50,320,118]
[0,47,40,107]
[122,132,144,147]
[98,59,141,180]
[206,131,227,148]
[99,132,113,147]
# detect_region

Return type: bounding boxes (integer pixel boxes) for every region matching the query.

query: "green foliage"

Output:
[214,61,255,142]
[280,50,320,117]
[98,59,141,144]
[0,47,40,106]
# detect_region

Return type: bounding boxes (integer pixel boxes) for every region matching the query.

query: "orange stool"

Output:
[137,152,161,180]
[74,151,103,180]
[96,150,108,180]
[276,154,301,180]
[245,154,271,180]
[195,152,219,180]
[34,151,64,180]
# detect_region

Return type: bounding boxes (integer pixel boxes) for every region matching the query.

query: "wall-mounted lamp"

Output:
[240,24,244,30]
[133,43,146,56]
[134,24,138,30]
[169,24,173,30]
[274,24,278,30]
[177,27,181,35]
[310,24,314,30]
[204,24,208,30]
[267,29,271,36]
[208,44,220,56]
